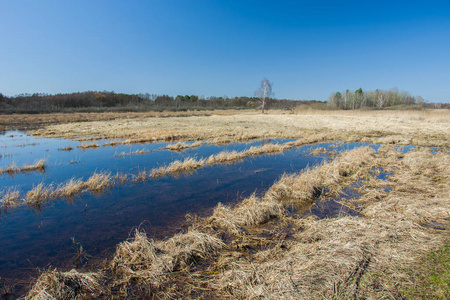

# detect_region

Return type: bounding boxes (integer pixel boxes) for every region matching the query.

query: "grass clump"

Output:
[26,183,54,209]
[25,269,101,300]
[0,186,21,212]
[149,158,206,178]
[114,149,151,157]
[266,147,375,206]
[84,171,113,193]
[76,142,99,150]
[165,141,204,152]
[0,159,46,176]
[55,178,85,199]
[111,229,224,286]
[208,194,285,234]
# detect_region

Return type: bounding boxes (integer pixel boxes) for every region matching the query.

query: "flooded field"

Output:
[0,110,449,299]
[0,130,375,295]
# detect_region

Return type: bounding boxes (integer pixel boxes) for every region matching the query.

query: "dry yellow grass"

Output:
[28,110,450,148]
[25,269,101,300]
[265,146,375,206]
[165,141,204,152]
[0,159,46,176]
[0,186,21,212]
[82,171,114,193]
[26,183,55,209]
[114,149,151,157]
[111,229,224,286]
[208,194,285,234]
[76,142,99,150]
[25,171,114,208]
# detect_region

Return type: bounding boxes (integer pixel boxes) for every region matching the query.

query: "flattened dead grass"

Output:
[208,194,285,234]
[265,147,375,206]
[25,269,101,300]
[28,110,450,149]
[111,229,224,286]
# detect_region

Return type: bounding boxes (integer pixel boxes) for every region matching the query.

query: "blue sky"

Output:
[1,0,449,102]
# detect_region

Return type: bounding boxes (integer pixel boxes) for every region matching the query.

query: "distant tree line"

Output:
[0,91,310,114]
[327,88,445,110]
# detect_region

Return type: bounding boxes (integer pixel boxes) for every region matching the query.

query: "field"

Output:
[0,109,449,299]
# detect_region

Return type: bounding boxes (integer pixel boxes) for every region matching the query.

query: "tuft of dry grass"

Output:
[208,194,285,234]
[59,146,73,151]
[149,157,206,178]
[55,178,85,199]
[76,142,99,150]
[114,149,151,157]
[111,229,224,286]
[0,186,21,212]
[0,159,46,176]
[26,183,55,208]
[265,147,375,206]
[165,141,204,152]
[25,268,101,300]
[84,171,113,193]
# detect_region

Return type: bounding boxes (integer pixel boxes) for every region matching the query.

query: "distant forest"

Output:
[328,88,447,110]
[0,91,313,113]
[0,89,447,114]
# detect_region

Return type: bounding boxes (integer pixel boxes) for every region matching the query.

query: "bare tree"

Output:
[255,78,273,113]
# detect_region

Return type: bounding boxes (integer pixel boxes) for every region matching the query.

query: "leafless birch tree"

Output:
[255,78,273,113]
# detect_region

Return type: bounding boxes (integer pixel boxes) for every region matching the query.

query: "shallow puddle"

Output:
[0,131,400,295]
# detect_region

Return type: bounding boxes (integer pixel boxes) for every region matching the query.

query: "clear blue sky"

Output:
[1,0,449,102]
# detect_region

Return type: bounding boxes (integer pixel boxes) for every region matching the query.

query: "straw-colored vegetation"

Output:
[0,186,21,212]
[76,141,99,150]
[23,145,449,298]
[27,110,450,149]
[59,146,73,151]
[114,149,151,157]
[149,143,287,179]
[25,269,101,300]
[0,159,46,176]
[165,141,204,152]
[111,229,225,287]
[24,171,114,209]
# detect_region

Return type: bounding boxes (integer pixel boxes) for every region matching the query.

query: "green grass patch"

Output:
[402,240,450,299]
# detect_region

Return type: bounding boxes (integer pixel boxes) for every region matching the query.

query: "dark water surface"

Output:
[0,130,378,295]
